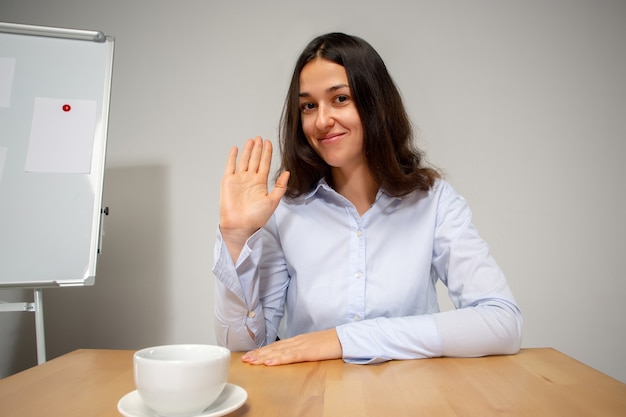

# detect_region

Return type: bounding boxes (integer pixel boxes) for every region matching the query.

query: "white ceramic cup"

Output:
[133,344,230,417]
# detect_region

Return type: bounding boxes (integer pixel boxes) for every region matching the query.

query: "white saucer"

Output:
[117,383,247,417]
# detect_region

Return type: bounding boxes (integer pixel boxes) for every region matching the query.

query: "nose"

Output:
[315,103,335,130]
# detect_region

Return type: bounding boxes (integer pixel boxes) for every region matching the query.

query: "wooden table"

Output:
[0,348,625,416]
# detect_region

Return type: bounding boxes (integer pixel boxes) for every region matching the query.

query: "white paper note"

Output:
[25,98,97,174]
[0,57,16,108]
[0,147,7,183]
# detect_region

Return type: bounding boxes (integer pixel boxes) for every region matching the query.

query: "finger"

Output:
[257,139,273,178]
[263,353,292,366]
[224,146,238,175]
[243,350,286,366]
[242,340,299,366]
[262,345,306,366]
[241,350,264,365]
[237,139,255,172]
[247,137,264,173]
[242,343,281,365]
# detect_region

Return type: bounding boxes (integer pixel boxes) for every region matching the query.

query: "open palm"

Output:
[219,137,289,260]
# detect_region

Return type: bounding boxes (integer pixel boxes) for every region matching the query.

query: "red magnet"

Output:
[62,104,71,112]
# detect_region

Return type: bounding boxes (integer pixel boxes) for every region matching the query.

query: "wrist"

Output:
[219,225,258,243]
[219,225,258,263]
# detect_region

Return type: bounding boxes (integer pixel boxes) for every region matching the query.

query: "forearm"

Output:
[214,280,262,351]
[434,299,522,357]
[213,229,264,350]
[336,300,522,364]
[336,314,442,364]
[212,225,287,350]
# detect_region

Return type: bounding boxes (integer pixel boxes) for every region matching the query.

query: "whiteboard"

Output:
[0,23,114,288]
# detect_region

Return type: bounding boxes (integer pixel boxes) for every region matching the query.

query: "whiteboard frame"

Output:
[0,23,114,288]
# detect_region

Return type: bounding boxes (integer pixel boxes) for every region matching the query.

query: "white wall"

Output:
[1,0,624,382]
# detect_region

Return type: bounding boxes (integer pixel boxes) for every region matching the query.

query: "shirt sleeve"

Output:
[430,182,523,357]
[212,220,289,351]
[337,181,522,363]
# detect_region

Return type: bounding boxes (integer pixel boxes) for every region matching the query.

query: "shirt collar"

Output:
[302,178,401,208]
[302,178,332,201]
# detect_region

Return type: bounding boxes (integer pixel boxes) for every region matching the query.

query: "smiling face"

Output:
[298,58,366,176]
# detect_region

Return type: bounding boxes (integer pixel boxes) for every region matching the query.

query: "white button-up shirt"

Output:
[213,179,522,364]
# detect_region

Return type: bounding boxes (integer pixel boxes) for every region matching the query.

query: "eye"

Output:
[334,95,350,105]
[300,102,316,112]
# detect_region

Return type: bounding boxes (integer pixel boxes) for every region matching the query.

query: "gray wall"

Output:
[1,0,625,382]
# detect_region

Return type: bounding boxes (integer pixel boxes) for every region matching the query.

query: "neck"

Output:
[331,166,379,215]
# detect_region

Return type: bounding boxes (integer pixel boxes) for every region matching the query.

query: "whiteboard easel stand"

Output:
[0,22,112,367]
[0,289,46,364]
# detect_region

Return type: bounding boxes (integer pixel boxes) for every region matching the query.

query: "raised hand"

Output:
[219,137,290,262]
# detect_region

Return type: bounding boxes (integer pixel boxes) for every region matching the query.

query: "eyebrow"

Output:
[299,84,350,98]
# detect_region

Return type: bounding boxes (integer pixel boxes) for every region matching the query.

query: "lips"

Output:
[318,132,344,144]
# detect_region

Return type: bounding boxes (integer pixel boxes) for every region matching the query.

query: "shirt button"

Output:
[248,311,255,318]
[355,271,362,279]
[356,230,362,237]
[352,314,361,321]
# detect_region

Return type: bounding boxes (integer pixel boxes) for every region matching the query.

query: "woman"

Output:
[214,32,522,365]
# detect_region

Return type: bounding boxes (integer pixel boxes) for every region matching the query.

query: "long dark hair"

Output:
[278,32,439,197]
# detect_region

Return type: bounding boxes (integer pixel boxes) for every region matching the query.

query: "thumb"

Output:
[269,171,290,203]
